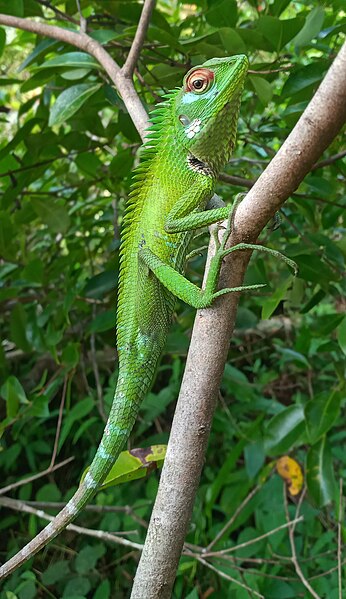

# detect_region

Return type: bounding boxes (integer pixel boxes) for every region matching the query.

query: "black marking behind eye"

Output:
[187,154,214,177]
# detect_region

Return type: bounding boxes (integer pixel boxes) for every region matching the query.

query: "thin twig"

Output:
[283,486,321,599]
[248,65,293,75]
[208,555,346,583]
[36,0,79,25]
[22,500,149,528]
[75,0,87,33]
[220,149,346,192]
[204,517,304,557]
[196,555,265,599]
[219,172,254,189]
[312,148,346,170]
[204,484,261,553]
[122,0,156,78]
[49,375,69,469]
[0,457,74,496]
[0,496,143,551]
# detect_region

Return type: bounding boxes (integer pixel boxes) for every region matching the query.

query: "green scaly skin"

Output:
[0,55,248,579]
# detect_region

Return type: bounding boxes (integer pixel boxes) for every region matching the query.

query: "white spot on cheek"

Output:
[185,118,202,139]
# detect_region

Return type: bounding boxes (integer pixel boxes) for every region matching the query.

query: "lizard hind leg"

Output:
[139,246,263,310]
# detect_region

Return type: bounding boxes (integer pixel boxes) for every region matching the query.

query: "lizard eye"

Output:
[178,114,190,126]
[184,68,214,94]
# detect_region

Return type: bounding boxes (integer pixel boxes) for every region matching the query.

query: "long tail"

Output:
[0,367,148,579]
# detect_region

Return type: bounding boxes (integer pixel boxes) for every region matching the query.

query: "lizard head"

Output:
[174,55,248,175]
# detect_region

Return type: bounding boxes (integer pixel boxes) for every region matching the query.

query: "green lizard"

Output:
[1,54,254,578]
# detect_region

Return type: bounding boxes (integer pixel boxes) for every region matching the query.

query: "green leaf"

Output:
[218,28,247,54]
[264,406,305,455]
[10,303,31,352]
[75,544,105,574]
[295,254,337,284]
[18,39,58,72]
[58,397,94,453]
[42,560,70,585]
[292,6,325,47]
[206,0,237,28]
[0,211,14,258]
[276,346,310,368]
[93,579,111,599]
[337,317,346,356]
[75,152,103,178]
[281,63,326,98]
[306,436,336,507]
[305,390,342,444]
[61,343,80,369]
[35,52,100,71]
[0,28,5,58]
[257,16,305,52]
[0,0,23,16]
[249,75,273,106]
[49,83,101,127]
[87,310,115,333]
[84,271,115,299]
[31,197,70,233]
[261,276,292,320]
[109,149,134,179]
[1,376,28,418]
[84,445,167,489]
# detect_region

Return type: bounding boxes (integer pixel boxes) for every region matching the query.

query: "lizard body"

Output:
[0,54,248,578]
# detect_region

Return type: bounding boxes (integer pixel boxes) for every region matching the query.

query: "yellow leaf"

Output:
[276,455,303,496]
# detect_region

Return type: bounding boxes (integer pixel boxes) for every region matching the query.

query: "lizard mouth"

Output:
[187,153,214,177]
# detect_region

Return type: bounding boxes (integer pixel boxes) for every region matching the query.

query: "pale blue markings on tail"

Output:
[105,422,130,437]
[99,443,114,461]
[84,472,98,489]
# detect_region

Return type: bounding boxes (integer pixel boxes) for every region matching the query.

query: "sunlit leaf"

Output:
[82,445,167,488]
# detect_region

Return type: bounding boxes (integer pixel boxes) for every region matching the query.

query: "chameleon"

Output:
[1,54,252,578]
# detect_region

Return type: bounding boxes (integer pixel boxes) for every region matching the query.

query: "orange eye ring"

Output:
[184,68,214,94]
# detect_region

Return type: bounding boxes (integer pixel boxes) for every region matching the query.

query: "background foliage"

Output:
[0,1,345,597]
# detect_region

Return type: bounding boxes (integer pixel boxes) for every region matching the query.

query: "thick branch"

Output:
[131,41,346,599]
[0,13,149,137]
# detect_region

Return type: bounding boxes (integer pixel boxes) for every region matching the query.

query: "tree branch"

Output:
[284,487,321,599]
[122,0,156,78]
[0,496,143,551]
[131,41,346,599]
[0,457,74,496]
[0,13,149,137]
